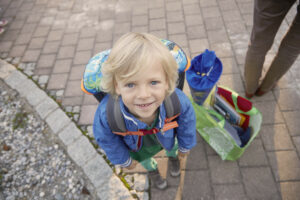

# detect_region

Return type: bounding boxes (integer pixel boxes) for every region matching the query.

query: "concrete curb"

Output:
[0,59,133,200]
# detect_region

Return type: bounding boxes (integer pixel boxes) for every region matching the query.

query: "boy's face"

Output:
[115,62,169,124]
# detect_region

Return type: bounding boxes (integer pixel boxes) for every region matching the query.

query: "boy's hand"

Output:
[125,160,138,170]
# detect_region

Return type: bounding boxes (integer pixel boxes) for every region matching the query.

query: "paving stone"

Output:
[83,94,98,105]
[267,151,300,181]
[42,41,60,54]
[182,170,213,199]
[0,41,13,52]
[52,59,72,73]
[166,11,184,22]
[204,17,224,31]
[77,38,95,51]
[37,54,56,68]
[96,30,113,42]
[0,60,16,79]
[62,96,83,106]
[151,187,177,200]
[46,108,71,134]
[69,65,85,80]
[168,22,186,34]
[238,139,269,166]
[219,74,244,93]
[274,89,300,111]
[33,26,50,37]
[28,37,46,49]
[213,184,247,200]
[220,57,239,74]
[226,21,248,35]
[207,28,229,44]
[47,73,69,90]
[183,4,201,15]
[280,181,300,200]
[132,15,148,26]
[82,154,113,188]
[202,6,221,18]
[200,0,217,7]
[168,34,188,48]
[254,101,285,125]
[186,25,206,39]
[15,32,33,45]
[47,30,64,41]
[229,33,249,49]
[64,80,83,96]
[96,174,132,200]
[210,42,233,58]
[62,33,79,46]
[166,2,182,12]
[185,14,203,26]
[241,167,280,200]
[94,42,112,54]
[260,124,295,151]
[78,104,98,125]
[132,26,148,33]
[185,140,208,170]
[80,27,97,38]
[35,97,59,119]
[57,46,75,59]
[73,50,92,65]
[67,135,97,166]
[150,8,165,19]
[39,16,55,26]
[22,49,41,62]
[150,19,166,31]
[9,45,27,57]
[58,122,82,146]
[222,10,242,23]
[282,111,300,136]
[293,136,300,155]
[188,39,209,55]
[208,155,241,184]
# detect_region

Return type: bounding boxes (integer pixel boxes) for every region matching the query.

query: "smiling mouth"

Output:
[135,102,153,108]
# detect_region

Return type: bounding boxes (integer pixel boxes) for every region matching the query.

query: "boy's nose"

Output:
[137,85,151,98]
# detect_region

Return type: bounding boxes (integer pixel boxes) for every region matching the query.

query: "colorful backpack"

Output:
[81,39,190,136]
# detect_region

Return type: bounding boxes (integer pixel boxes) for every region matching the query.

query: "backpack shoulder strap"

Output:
[106,96,127,133]
[163,91,181,118]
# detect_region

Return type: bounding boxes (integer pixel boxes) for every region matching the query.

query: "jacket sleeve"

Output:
[175,89,197,153]
[93,99,132,167]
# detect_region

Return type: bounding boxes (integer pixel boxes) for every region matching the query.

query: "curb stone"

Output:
[0,59,133,200]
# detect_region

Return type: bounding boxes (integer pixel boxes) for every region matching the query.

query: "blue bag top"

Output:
[186,49,223,91]
[82,39,190,95]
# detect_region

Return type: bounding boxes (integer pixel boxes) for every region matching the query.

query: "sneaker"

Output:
[169,156,180,177]
[148,169,167,190]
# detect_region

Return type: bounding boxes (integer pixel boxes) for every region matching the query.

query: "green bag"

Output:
[191,87,262,161]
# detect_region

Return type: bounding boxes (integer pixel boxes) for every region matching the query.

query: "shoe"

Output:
[245,91,254,99]
[0,27,5,35]
[255,88,266,96]
[169,156,180,177]
[148,169,167,190]
[0,19,8,27]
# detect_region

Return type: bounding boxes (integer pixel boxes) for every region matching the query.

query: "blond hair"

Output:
[100,32,178,97]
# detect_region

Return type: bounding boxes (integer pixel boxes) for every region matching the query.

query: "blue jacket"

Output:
[93,88,197,167]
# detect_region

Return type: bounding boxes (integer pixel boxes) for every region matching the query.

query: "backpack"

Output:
[81,39,190,136]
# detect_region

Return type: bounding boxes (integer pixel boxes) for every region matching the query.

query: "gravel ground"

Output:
[0,79,98,200]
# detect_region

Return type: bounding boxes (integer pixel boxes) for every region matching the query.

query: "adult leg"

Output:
[258,4,300,93]
[244,0,295,95]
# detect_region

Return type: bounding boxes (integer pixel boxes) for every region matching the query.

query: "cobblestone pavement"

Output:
[1,0,300,199]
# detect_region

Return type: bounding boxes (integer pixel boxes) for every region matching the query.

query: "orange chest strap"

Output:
[112,113,180,137]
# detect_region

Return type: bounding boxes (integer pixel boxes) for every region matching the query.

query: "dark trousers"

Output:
[244,0,300,94]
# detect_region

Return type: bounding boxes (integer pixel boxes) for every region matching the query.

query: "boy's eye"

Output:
[126,83,135,88]
[151,81,159,85]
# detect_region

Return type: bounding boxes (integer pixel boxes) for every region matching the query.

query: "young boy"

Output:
[93,32,197,190]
